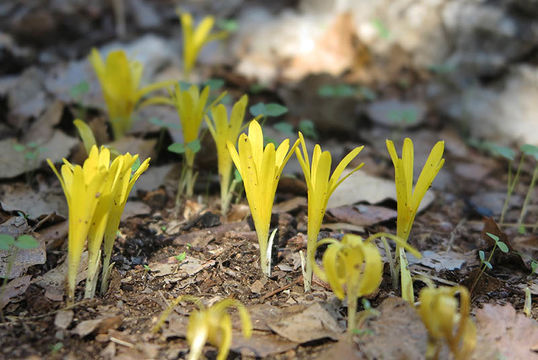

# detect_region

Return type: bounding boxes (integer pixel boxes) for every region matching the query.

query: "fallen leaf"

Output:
[356,297,427,359]
[54,310,74,330]
[408,250,476,272]
[0,275,31,309]
[0,238,45,279]
[474,303,538,360]
[315,339,361,360]
[328,170,435,212]
[267,302,344,343]
[327,204,397,227]
[121,201,151,221]
[232,330,297,358]
[0,182,68,219]
[73,315,123,337]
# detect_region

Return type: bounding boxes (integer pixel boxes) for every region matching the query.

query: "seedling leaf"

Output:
[249,102,288,117]
[0,234,15,250]
[521,144,538,160]
[484,261,492,270]
[168,142,186,154]
[13,144,25,152]
[479,250,485,261]
[14,235,39,249]
[298,119,318,140]
[273,122,294,136]
[175,252,187,262]
[496,241,509,253]
[486,232,499,242]
[186,139,201,153]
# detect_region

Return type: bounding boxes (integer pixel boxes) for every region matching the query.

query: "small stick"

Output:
[261,276,302,302]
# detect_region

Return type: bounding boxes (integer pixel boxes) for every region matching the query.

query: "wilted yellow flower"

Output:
[179,11,227,78]
[386,138,444,302]
[228,120,299,276]
[418,286,476,360]
[89,48,174,139]
[153,296,251,360]
[296,132,364,292]
[206,95,250,214]
[47,146,109,303]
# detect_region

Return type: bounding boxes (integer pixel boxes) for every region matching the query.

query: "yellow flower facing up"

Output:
[48,146,150,302]
[228,120,299,276]
[312,233,420,336]
[179,11,227,78]
[386,138,444,302]
[206,95,254,214]
[153,296,251,360]
[418,286,476,360]
[89,48,174,139]
[296,132,364,292]
[48,146,109,304]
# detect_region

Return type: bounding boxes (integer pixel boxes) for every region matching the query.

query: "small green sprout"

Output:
[249,102,288,126]
[531,260,538,275]
[175,252,187,262]
[143,264,151,272]
[298,119,318,140]
[372,19,390,39]
[470,232,509,295]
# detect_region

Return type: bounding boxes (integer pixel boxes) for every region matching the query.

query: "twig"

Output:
[261,276,302,302]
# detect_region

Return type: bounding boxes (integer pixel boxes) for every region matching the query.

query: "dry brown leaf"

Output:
[0,275,31,309]
[73,315,122,337]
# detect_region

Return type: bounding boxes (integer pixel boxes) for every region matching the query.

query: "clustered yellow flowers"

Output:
[153,296,251,360]
[179,11,227,79]
[418,286,476,360]
[228,120,299,277]
[48,145,149,303]
[89,49,174,139]
[386,138,445,302]
[295,132,364,292]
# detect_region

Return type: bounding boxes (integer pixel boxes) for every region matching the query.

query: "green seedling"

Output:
[69,80,90,120]
[249,102,288,126]
[470,232,509,295]
[517,144,538,232]
[0,234,39,321]
[298,119,318,140]
[13,141,46,183]
[175,251,187,262]
[372,19,390,39]
[531,260,538,275]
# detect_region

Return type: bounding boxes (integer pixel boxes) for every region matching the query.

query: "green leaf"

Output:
[24,152,37,160]
[178,81,192,91]
[496,241,509,253]
[168,142,186,154]
[186,139,201,153]
[358,86,377,101]
[372,19,390,39]
[486,232,499,242]
[73,119,97,155]
[318,85,336,97]
[216,18,238,32]
[175,252,187,262]
[299,119,318,140]
[14,235,39,249]
[521,144,538,160]
[484,261,493,270]
[531,260,538,274]
[0,234,15,250]
[249,102,288,118]
[362,298,372,310]
[273,122,294,136]
[13,144,26,152]
[69,80,90,99]
[132,158,141,172]
[234,169,242,182]
[485,143,516,160]
[479,250,485,261]
[27,142,39,148]
[143,264,151,271]
[204,78,225,91]
[249,83,266,94]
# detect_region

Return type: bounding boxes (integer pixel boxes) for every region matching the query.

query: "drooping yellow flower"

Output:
[47,146,109,304]
[228,120,299,276]
[179,11,227,78]
[100,153,150,294]
[89,48,174,139]
[313,233,420,336]
[153,296,251,360]
[205,95,250,214]
[386,138,444,302]
[296,132,364,292]
[418,286,476,360]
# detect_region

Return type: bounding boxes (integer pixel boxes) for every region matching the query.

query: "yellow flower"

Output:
[205,95,250,214]
[148,83,226,198]
[47,146,109,303]
[418,286,476,360]
[48,146,150,301]
[179,11,227,78]
[100,153,149,294]
[228,120,299,276]
[153,296,251,360]
[386,138,444,302]
[295,132,364,292]
[89,48,174,139]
